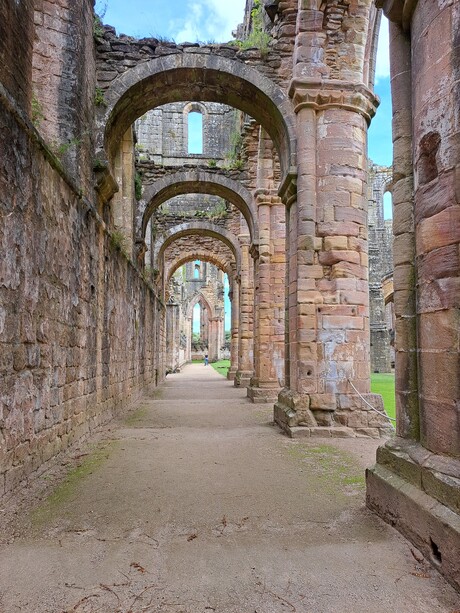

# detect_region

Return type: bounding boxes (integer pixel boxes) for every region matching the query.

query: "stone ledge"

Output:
[280,425,357,439]
[247,385,280,404]
[375,441,460,514]
[366,463,460,592]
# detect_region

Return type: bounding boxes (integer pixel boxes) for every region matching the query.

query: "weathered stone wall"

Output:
[368,163,393,372]
[0,94,164,499]
[33,0,96,190]
[0,0,34,109]
[136,103,236,165]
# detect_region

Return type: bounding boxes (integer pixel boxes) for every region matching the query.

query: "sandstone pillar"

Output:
[185,316,192,362]
[228,278,239,381]
[247,193,284,402]
[234,236,254,387]
[165,302,180,372]
[275,90,388,437]
[367,0,460,590]
[248,127,286,402]
[112,128,135,256]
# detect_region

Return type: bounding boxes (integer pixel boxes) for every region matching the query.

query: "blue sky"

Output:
[98,3,393,328]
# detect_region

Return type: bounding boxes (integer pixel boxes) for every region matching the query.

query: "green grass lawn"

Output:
[210,359,231,377]
[201,358,396,419]
[371,373,395,420]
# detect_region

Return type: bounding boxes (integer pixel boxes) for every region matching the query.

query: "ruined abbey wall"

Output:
[0,1,165,498]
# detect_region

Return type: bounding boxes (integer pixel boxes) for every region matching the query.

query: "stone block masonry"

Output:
[0,95,164,499]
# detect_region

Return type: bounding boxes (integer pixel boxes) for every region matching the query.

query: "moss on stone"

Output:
[32,441,117,525]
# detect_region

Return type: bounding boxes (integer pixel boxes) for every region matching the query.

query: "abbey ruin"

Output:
[0,0,459,595]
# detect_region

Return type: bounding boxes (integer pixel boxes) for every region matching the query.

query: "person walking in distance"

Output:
[204,353,209,366]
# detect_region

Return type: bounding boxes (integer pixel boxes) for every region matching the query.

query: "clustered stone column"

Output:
[247,127,286,402]
[227,272,239,381]
[274,0,391,438]
[234,235,254,387]
[367,0,460,591]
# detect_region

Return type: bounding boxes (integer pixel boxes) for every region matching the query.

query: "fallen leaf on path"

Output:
[130,562,146,573]
[187,533,198,541]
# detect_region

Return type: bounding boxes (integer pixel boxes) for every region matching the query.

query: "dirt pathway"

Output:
[0,364,459,612]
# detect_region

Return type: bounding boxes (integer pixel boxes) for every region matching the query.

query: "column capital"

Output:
[238,234,251,247]
[278,172,297,207]
[375,0,416,30]
[254,188,282,207]
[249,243,259,259]
[288,78,379,125]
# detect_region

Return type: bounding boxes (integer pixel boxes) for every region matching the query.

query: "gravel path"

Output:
[1,363,458,612]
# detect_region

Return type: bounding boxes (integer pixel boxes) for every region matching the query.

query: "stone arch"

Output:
[166,251,233,283]
[97,52,297,190]
[155,221,241,276]
[139,170,257,241]
[186,291,215,321]
[382,274,394,306]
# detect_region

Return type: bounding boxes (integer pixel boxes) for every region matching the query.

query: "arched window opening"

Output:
[383,191,393,220]
[188,111,203,154]
[193,303,201,342]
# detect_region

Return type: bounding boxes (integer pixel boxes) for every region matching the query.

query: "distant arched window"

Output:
[188,111,203,154]
[194,261,201,278]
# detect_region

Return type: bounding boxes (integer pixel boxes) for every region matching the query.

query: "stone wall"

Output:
[33,0,96,190]
[368,163,393,372]
[0,0,34,109]
[136,103,236,165]
[0,91,164,500]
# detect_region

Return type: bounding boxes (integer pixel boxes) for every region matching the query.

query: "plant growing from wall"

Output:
[31,93,45,127]
[93,1,107,39]
[134,171,143,200]
[236,0,271,56]
[110,230,130,259]
[51,138,82,159]
[94,87,107,107]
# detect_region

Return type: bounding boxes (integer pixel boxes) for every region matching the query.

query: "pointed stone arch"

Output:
[166,251,234,284]
[154,221,242,278]
[138,170,258,242]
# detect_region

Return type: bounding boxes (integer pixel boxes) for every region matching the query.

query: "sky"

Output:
[97,3,394,329]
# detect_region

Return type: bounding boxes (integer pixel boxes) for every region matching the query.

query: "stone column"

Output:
[367,1,460,591]
[248,192,284,403]
[234,235,254,387]
[186,316,192,362]
[165,302,179,372]
[112,128,135,256]
[227,277,239,381]
[275,83,388,437]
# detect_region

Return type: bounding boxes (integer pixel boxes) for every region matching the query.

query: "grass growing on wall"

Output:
[371,373,396,420]
[211,359,230,377]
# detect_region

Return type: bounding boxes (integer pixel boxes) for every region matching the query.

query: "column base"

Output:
[247,381,280,404]
[366,438,460,591]
[274,388,393,438]
[234,370,253,388]
[227,368,237,381]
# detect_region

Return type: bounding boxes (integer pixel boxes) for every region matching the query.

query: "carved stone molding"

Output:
[289,78,379,124]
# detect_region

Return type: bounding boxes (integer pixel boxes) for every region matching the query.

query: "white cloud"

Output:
[170,0,246,43]
[375,15,390,83]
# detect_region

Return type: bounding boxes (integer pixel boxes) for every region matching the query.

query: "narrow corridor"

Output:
[0,364,458,612]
